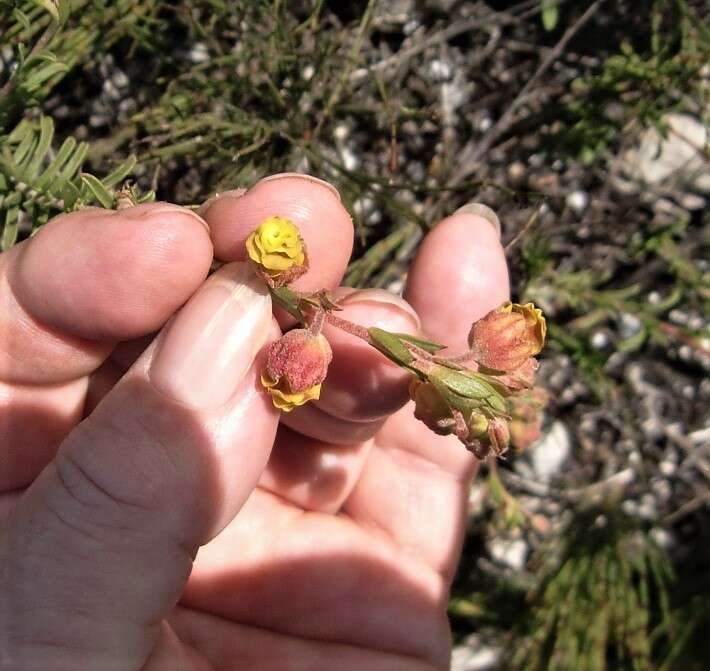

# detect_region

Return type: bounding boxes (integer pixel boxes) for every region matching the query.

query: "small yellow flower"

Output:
[261,372,322,412]
[246,216,307,286]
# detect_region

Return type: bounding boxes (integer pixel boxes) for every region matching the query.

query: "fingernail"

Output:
[127,202,212,236]
[198,188,247,217]
[255,173,341,201]
[453,202,501,238]
[150,263,272,408]
[338,288,421,330]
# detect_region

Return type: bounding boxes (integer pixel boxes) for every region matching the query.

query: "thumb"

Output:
[0,263,278,671]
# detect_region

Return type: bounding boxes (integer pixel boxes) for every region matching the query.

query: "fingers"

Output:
[2,203,212,384]
[404,204,509,350]
[0,262,278,670]
[0,203,213,491]
[344,206,510,578]
[201,173,353,293]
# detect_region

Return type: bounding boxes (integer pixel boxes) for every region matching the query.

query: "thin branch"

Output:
[450,0,604,186]
[505,202,545,253]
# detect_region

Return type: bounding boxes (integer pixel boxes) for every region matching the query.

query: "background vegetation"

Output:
[1,1,708,669]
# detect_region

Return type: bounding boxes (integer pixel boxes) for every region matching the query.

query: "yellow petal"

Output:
[246,216,307,278]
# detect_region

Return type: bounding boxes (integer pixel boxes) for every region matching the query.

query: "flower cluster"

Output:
[246,214,548,460]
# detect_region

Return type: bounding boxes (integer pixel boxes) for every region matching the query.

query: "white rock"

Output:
[566,190,589,214]
[188,42,209,64]
[590,331,609,349]
[488,537,528,572]
[301,64,315,81]
[650,527,674,549]
[659,460,676,476]
[619,312,643,339]
[451,638,500,671]
[622,113,709,191]
[530,421,571,481]
[429,58,453,81]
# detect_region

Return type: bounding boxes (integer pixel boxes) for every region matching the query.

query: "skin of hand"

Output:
[0,173,509,671]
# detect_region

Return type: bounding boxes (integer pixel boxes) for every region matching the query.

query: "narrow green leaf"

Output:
[36,136,76,191]
[617,327,647,353]
[1,207,20,250]
[368,327,414,367]
[34,0,60,20]
[12,8,32,32]
[7,119,33,144]
[57,141,89,183]
[80,173,114,208]
[394,332,446,354]
[541,0,559,32]
[23,61,68,91]
[22,115,54,181]
[59,181,80,208]
[101,155,137,188]
[136,189,156,204]
[12,125,36,165]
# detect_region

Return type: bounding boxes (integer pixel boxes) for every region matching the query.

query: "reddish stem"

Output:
[324,312,372,341]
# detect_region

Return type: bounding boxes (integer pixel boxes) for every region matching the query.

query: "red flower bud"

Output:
[261,329,332,411]
[468,302,546,372]
[487,417,510,457]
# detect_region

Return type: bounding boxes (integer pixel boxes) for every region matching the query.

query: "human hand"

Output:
[0,174,509,670]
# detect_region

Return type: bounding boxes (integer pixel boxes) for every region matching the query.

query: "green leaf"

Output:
[368,327,414,367]
[80,173,114,208]
[1,207,20,251]
[22,115,54,181]
[393,332,446,354]
[33,0,69,22]
[35,136,76,191]
[23,61,68,91]
[57,141,89,185]
[12,7,31,31]
[270,286,305,323]
[101,155,137,188]
[541,0,559,32]
[617,327,648,353]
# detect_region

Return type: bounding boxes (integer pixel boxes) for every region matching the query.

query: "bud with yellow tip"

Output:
[468,302,546,373]
[261,329,332,412]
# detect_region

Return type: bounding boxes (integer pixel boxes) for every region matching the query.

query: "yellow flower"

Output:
[246,216,307,286]
[261,372,322,412]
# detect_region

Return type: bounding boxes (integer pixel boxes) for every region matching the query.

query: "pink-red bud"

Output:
[468,302,546,372]
[261,329,332,411]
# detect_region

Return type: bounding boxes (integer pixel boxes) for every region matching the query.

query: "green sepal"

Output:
[368,327,415,367]
[429,367,507,413]
[270,286,306,324]
[394,332,446,354]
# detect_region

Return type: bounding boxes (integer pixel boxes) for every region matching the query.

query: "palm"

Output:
[170,410,473,671]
